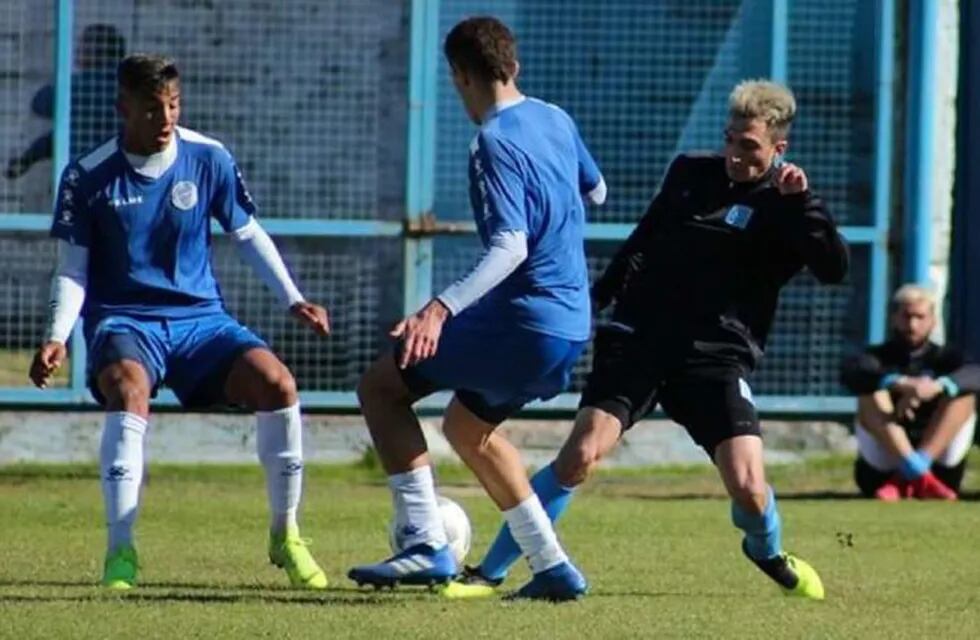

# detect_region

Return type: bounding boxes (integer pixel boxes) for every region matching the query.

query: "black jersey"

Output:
[592,153,849,368]
[840,339,980,437]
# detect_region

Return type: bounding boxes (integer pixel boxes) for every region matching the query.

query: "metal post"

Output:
[869,0,895,342]
[52,0,87,399]
[903,0,938,285]
[770,0,789,82]
[740,0,789,81]
[404,0,439,316]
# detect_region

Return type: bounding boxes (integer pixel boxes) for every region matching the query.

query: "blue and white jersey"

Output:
[50,127,254,322]
[465,97,600,341]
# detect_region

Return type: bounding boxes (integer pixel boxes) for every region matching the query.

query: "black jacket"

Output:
[840,339,980,436]
[592,153,849,368]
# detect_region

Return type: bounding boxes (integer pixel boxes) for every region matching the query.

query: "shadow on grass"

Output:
[0,585,438,606]
[619,488,980,502]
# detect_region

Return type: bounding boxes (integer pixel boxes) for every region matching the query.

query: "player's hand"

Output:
[29,341,67,389]
[391,299,450,369]
[894,390,920,422]
[290,301,330,336]
[776,163,808,194]
[893,377,944,420]
[908,376,944,402]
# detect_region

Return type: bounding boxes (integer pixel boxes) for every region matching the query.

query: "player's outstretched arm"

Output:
[230,218,328,336]
[30,241,87,388]
[775,163,849,284]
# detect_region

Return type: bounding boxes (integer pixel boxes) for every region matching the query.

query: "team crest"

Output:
[171,181,198,210]
[724,204,754,229]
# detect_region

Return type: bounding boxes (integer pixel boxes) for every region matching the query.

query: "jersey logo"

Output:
[738,378,755,406]
[171,181,198,210]
[724,204,754,229]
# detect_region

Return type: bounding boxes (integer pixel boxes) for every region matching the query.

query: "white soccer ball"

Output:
[388,495,472,565]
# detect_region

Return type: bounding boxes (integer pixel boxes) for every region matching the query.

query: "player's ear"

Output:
[774,138,788,157]
[511,60,520,82]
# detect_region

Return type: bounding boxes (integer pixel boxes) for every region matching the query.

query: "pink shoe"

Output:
[909,472,957,500]
[874,476,904,502]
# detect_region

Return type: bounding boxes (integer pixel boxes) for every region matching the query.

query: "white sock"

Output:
[256,403,304,535]
[100,412,147,552]
[388,465,448,549]
[503,494,568,574]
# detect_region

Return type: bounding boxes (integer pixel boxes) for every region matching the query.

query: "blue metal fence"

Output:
[0,0,894,414]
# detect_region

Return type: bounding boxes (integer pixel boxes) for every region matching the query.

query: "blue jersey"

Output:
[465,97,601,341]
[50,127,255,322]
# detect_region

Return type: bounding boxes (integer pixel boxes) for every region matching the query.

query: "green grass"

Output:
[1,457,979,639]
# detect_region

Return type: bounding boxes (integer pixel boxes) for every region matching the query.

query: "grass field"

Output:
[1,457,979,639]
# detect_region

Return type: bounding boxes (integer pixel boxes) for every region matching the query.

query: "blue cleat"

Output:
[348,543,458,588]
[506,561,588,602]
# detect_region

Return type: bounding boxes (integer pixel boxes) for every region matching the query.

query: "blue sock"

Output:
[479,463,574,580]
[731,486,782,561]
[899,449,932,480]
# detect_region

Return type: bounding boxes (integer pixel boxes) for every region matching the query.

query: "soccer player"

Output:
[450,80,848,600]
[841,284,979,500]
[347,16,606,601]
[28,54,330,591]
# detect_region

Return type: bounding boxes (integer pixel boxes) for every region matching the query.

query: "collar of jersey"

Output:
[482,95,527,122]
[123,134,178,181]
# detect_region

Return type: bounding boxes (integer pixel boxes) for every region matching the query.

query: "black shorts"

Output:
[579,326,760,455]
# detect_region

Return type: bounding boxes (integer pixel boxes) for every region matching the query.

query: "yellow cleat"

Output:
[268,526,328,590]
[439,565,502,600]
[102,544,139,590]
[743,541,825,601]
[439,580,498,600]
[782,553,824,601]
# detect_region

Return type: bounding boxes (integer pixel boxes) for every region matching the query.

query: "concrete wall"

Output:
[0,411,856,467]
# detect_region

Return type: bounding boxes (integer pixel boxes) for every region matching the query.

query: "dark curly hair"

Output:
[443,16,517,83]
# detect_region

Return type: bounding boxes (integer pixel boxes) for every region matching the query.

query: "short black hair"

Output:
[444,16,517,83]
[117,53,179,96]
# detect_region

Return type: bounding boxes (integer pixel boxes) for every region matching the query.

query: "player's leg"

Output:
[347,332,474,587]
[914,398,975,497]
[166,313,325,588]
[856,391,962,500]
[853,415,905,500]
[220,347,326,589]
[441,396,585,601]
[716,436,824,600]
[465,327,654,587]
[87,319,167,590]
[662,367,824,600]
[468,407,622,587]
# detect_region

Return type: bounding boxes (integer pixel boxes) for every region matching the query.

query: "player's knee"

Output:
[941,393,976,414]
[98,365,150,415]
[256,364,297,409]
[357,360,408,409]
[554,442,601,487]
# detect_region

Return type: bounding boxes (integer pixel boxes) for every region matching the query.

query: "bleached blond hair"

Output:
[891,283,936,313]
[728,80,796,140]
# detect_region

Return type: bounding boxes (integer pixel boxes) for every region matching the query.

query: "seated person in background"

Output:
[841,284,979,500]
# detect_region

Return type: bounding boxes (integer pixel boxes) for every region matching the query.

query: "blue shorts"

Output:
[85,312,268,408]
[398,318,586,425]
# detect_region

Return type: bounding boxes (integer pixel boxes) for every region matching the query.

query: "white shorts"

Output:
[856,413,976,471]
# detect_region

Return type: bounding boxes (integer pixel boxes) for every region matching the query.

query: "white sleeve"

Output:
[436,230,528,316]
[230,217,305,308]
[45,240,88,344]
[585,176,607,205]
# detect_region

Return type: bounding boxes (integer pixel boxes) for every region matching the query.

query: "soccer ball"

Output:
[388,495,472,565]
